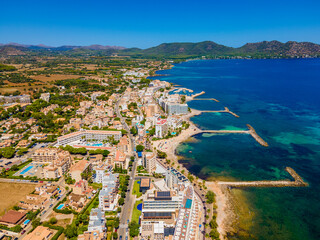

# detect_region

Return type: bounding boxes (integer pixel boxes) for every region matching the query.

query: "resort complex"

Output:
[0,47,314,240]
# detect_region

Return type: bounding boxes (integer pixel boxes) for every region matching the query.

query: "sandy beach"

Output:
[152,108,202,162]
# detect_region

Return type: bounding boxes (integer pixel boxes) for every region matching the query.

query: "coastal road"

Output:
[193,185,208,240]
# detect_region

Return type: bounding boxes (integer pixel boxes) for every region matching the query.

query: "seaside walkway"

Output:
[217,167,308,188]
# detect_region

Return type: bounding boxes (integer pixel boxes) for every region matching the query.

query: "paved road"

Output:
[18,177,67,239]
[193,185,207,240]
[115,95,140,239]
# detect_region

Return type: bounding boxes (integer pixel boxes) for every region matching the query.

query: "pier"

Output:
[197,124,268,147]
[217,167,308,188]
[199,107,240,118]
[186,91,206,101]
[202,130,249,134]
[190,97,220,102]
[247,124,269,147]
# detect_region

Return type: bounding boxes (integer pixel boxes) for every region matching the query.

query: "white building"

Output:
[57,130,122,146]
[87,208,106,233]
[143,152,156,173]
[40,93,50,102]
[165,167,189,189]
[166,103,188,115]
[155,119,168,138]
[98,172,119,211]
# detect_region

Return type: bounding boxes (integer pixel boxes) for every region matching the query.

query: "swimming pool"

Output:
[92,143,102,146]
[57,204,64,210]
[86,143,103,147]
[23,219,30,225]
[20,166,33,175]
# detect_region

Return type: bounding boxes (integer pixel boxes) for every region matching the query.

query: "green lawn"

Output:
[89,182,102,190]
[6,160,32,177]
[132,180,141,196]
[131,200,142,223]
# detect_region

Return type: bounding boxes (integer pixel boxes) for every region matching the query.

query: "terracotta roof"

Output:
[70,160,89,172]
[0,210,26,224]
[114,150,126,162]
[140,178,150,187]
[22,226,53,240]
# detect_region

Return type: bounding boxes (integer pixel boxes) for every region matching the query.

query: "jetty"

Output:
[198,124,268,147]
[200,107,240,118]
[173,87,194,93]
[190,97,219,102]
[202,130,249,134]
[247,124,269,147]
[217,167,308,188]
[186,91,206,101]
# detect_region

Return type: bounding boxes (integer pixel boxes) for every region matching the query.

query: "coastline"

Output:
[149,59,318,240]
[151,107,232,240]
[149,64,234,240]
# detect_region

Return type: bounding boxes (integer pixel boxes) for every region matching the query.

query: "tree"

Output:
[130,127,137,136]
[32,218,41,229]
[49,217,58,225]
[17,148,28,156]
[64,224,78,238]
[206,191,215,204]
[11,225,22,232]
[10,165,19,171]
[12,205,20,210]
[157,150,167,159]
[113,217,120,229]
[136,145,144,152]
[1,147,15,159]
[112,232,118,240]
[129,221,140,237]
[210,229,220,239]
[118,198,125,205]
[181,95,186,103]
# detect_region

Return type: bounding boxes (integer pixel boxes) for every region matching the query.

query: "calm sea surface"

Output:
[150,59,320,240]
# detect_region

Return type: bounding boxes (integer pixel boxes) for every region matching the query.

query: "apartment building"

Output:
[143,152,156,173]
[32,148,72,178]
[155,119,168,138]
[57,130,122,146]
[165,167,189,189]
[98,173,119,211]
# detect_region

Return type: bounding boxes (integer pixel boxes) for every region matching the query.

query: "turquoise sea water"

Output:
[150,59,320,240]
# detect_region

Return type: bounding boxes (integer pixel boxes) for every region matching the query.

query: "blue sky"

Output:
[1,0,320,48]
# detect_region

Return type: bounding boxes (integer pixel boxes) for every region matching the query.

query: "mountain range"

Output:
[1,40,320,58]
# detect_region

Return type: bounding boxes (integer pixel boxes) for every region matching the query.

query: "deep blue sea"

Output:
[150,59,320,240]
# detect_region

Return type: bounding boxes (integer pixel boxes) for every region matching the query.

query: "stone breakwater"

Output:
[197,125,268,147]
[194,107,240,118]
[247,124,269,147]
[217,167,308,188]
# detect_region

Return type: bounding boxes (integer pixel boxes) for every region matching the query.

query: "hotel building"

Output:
[57,130,122,146]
